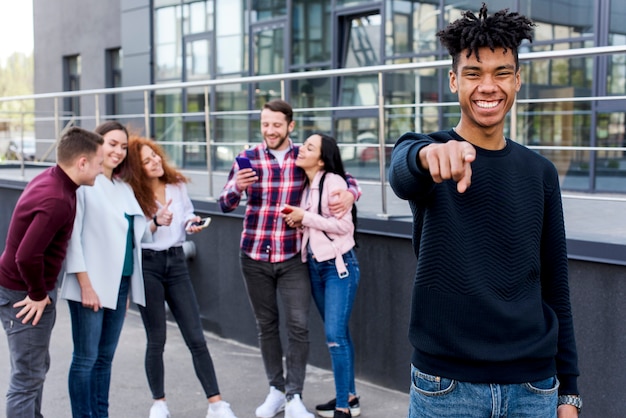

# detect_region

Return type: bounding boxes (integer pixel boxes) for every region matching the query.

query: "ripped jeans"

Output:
[307,249,360,410]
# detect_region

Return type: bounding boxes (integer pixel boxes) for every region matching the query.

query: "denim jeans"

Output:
[409,365,559,418]
[139,246,220,399]
[240,252,311,397]
[67,276,129,418]
[0,286,57,418]
[308,249,360,410]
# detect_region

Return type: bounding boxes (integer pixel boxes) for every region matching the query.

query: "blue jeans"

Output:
[139,246,220,399]
[67,276,129,418]
[409,365,559,417]
[240,252,311,397]
[308,249,359,410]
[0,286,57,418]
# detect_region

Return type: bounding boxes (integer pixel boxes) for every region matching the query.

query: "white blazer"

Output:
[60,174,150,308]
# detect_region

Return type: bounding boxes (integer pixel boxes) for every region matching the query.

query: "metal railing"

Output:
[1,44,626,218]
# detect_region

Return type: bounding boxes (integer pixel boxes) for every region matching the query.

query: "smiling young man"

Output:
[0,127,103,418]
[389,4,581,417]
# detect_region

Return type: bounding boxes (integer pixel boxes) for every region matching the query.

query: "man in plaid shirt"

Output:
[220,99,360,418]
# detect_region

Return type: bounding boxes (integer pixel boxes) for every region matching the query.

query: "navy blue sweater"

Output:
[389,130,579,395]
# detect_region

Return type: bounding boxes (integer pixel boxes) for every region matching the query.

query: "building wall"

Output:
[33,0,123,143]
[0,180,624,416]
[120,0,152,134]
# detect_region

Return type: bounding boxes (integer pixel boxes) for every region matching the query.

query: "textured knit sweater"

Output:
[388,130,579,395]
[0,166,78,301]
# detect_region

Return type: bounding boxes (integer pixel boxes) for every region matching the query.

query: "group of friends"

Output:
[0,4,581,418]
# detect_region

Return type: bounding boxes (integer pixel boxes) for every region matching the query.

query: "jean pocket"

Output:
[525,376,559,395]
[411,366,456,396]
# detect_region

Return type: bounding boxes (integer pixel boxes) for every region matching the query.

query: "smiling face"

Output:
[140,144,164,179]
[260,108,294,151]
[296,134,324,172]
[101,129,128,176]
[450,46,521,148]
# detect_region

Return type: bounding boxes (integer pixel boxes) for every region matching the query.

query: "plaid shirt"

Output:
[219,140,360,263]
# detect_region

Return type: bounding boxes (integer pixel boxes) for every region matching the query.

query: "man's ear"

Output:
[449,70,458,94]
[288,120,295,134]
[76,156,88,171]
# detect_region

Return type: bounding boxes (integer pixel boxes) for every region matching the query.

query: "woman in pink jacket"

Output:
[281,133,360,418]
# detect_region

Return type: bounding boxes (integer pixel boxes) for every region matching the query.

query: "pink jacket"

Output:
[300,171,355,276]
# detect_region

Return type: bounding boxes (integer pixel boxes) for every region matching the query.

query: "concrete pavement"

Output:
[0,301,409,418]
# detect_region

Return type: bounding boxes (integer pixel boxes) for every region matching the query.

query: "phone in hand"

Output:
[236,156,252,169]
[189,217,212,229]
[281,207,293,214]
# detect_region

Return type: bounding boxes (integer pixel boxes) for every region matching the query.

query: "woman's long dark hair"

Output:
[314,133,358,244]
[317,133,347,181]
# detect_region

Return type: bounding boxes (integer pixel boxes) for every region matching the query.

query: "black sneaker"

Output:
[315,397,360,418]
[333,410,351,418]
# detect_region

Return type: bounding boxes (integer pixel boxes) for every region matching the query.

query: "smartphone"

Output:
[236,156,252,170]
[190,217,212,229]
[281,207,293,214]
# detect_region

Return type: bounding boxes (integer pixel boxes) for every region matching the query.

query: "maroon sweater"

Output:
[0,166,79,301]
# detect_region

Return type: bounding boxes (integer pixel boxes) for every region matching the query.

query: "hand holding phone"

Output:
[189,217,212,230]
[236,156,252,170]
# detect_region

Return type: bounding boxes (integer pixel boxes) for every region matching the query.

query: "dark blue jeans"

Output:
[139,246,220,399]
[0,286,57,418]
[308,249,360,410]
[240,252,311,397]
[67,276,129,418]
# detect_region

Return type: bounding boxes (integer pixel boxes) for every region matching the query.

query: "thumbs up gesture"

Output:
[154,199,174,227]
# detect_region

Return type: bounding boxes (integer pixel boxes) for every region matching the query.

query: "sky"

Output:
[0,0,33,62]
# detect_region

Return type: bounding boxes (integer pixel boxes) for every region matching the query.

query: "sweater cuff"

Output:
[557,374,579,396]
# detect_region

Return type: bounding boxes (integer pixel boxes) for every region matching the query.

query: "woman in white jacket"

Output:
[61,121,154,418]
[281,133,361,418]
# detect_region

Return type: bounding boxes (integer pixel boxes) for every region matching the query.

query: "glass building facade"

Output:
[149,0,626,193]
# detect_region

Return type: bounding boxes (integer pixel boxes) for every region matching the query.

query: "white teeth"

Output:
[476,101,498,109]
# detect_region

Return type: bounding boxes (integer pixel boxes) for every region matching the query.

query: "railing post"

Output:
[144,90,151,139]
[54,97,59,137]
[94,93,100,127]
[377,71,388,217]
[204,86,214,198]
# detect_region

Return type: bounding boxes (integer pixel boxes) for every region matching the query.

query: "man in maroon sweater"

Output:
[0,126,103,418]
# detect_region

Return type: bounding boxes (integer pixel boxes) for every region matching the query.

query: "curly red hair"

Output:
[119,136,188,217]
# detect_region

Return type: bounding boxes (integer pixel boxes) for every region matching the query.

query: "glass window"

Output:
[339,14,381,107]
[184,1,213,35]
[594,112,626,192]
[251,0,286,22]
[386,1,439,56]
[519,0,593,41]
[155,6,183,80]
[63,55,81,120]
[155,90,183,161]
[185,38,211,80]
[105,48,122,117]
[215,79,249,112]
[608,0,626,95]
[292,0,331,66]
[291,72,332,111]
[216,0,246,75]
[252,25,285,107]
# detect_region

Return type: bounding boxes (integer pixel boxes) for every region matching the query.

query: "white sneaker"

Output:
[255,386,286,418]
[285,394,314,418]
[149,400,171,418]
[206,400,237,418]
